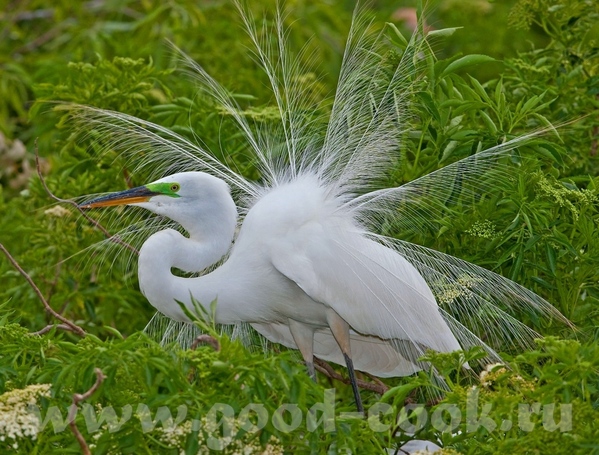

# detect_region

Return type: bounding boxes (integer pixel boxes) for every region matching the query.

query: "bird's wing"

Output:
[270,222,462,361]
[251,322,421,377]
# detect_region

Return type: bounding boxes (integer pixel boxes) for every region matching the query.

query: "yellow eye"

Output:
[170,183,180,192]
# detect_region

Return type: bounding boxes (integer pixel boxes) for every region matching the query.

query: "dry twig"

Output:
[68,368,106,455]
[0,243,86,337]
[314,358,389,395]
[31,324,78,336]
[188,334,221,382]
[35,140,139,255]
[191,334,221,351]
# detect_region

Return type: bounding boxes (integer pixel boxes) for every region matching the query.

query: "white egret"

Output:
[82,171,464,411]
[77,5,569,411]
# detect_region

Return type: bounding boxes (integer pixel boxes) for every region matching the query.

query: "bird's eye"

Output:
[170,183,180,192]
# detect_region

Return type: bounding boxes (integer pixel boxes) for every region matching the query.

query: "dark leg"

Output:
[344,353,364,413]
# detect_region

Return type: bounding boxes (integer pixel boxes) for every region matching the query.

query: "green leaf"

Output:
[479,110,498,135]
[103,326,125,339]
[546,244,557,275]
[385,22,409,48]
[380,382,421,406]
[427,27,463,38]
[441,54,496,77]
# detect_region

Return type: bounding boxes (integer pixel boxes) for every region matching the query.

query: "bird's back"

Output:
[230,173,462,375]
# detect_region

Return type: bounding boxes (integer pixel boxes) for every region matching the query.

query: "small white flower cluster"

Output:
[465,220,497,239]
[435,273,483,305]
[154,416,283,455]
[44,205,72,218]
[456,274,483,289]
[156,420,193,449]
[436,286,472,305]
[0,384,52,448]
[535,172,597,221]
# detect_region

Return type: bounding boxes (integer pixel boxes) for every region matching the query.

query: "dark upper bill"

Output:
[79,185,159,209]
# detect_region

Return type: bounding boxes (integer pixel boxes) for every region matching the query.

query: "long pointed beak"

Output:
[79,185,158,209]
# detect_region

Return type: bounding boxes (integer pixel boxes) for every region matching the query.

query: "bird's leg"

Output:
[289,319,316,381]
[326,309,364,413]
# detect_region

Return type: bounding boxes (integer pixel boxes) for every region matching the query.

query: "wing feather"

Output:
[270,221,462,364]
[251,322,421,377]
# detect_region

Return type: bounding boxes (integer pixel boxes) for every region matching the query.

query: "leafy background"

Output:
[1,0,598,453]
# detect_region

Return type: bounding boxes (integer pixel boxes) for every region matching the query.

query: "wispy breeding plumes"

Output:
[73,2,571,386]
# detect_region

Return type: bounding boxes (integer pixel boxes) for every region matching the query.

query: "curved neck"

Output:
[138,228,233,321]
[138,196,237,321]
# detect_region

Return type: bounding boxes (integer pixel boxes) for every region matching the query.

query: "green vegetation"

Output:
[1,0,598,453]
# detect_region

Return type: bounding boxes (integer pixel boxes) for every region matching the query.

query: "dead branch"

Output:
[68,368,106,455]
[314,358,389,395]
[188,334,221,382]
[191,334,221,351]
[0,243,86,337]
[364,372,389,391]
[32,324,78,336]
[35,140,139,256]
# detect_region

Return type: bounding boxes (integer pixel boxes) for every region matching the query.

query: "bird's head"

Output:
[80,171,237,238]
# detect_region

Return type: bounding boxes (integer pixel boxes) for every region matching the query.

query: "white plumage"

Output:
[78,4,569,410]
[135,173,461,378]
